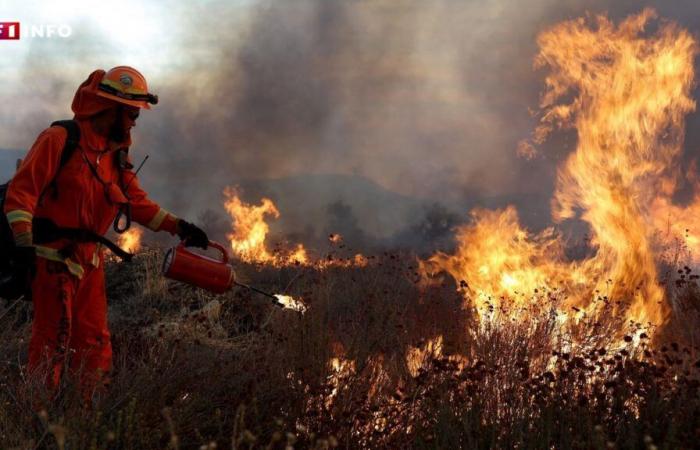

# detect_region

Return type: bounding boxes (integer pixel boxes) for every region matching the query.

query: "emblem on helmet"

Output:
[119,74,133,86]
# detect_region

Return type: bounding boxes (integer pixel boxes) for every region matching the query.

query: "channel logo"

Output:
[0,22,72,39]
[0,22,20,40]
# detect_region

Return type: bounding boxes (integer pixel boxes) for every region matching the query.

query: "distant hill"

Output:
[1,151,554,252]
[239,173,429,239]
[181,172,553,253]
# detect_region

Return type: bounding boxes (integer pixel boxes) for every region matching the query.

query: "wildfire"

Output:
[224,187,308,266]
[423,9,698,329]
[118,227,143,254]
[223,187,367,269]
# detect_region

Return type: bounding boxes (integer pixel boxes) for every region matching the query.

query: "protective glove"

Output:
[12,246,36,272]
[176,220,209,249]
[7,246,37,300]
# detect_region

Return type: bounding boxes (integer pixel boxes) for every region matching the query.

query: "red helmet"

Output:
[96,66,158,109]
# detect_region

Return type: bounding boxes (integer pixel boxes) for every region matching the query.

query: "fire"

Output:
[288,244,309,265]
[325,356,356,408]
[223,187,367,269]
[405,336,469,377]
[423,9,698,329]
[224,187,308,266]
[651,194,700,264]
[118,227,143,253]
[422,207,582,315]
[406,336,444,377]
[274,294,307,313]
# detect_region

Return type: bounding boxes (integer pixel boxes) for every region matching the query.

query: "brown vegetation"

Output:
[1,248,699,449]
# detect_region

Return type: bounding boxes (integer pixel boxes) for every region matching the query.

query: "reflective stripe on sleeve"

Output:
[6,210,33,224]
[146,208,169,231]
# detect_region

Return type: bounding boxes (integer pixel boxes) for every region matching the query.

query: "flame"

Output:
[223,187,367,269]
[224,187,308,266]
[329,356,354,373]
[353,253,369,267]
[288,244,309,265]
[274,295,307,313]
[422,207,582,316]
[423,9,698,329]
[651,194,700,264]
[118,227,143,253]
[325,355,356,408]
[224,186,280,262]
[405,336,444,377]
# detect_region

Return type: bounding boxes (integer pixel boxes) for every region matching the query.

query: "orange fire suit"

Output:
[3,70,179,393]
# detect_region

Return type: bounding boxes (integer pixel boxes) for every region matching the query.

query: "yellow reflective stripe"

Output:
[6,210,33,224]
[35,246,85,279]
[146,208,168,231]
[101,78,146,95]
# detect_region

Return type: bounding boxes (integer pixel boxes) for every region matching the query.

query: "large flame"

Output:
[223,187,367,268]
[423,207,583,314]
[224,187,309,266]
[423,9,698,329]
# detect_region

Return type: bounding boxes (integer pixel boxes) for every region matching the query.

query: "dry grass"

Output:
[1,248,699,449]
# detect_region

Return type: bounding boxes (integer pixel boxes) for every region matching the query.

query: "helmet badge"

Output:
[119,74,133,87]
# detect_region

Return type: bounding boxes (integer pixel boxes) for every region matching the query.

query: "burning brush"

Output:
[423,8,699,332]
[162,240,305,313]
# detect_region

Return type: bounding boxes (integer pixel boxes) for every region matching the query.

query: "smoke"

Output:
[137,0,556,245]
[152,0,537,199]
[2,0,700,250]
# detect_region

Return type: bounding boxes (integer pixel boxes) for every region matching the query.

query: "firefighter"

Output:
[4,66,209,396]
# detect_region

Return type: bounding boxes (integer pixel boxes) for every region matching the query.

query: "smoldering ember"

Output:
[1,2,700,449]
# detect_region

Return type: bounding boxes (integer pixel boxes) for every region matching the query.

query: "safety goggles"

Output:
[120,107,140,121]
[98,82,159,105]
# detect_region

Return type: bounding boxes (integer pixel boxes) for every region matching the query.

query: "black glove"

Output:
[7,246,37,300]
[177,220,209,249]
[12,246,36,272]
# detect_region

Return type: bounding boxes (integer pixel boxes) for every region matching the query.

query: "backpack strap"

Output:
[43,120,81,200]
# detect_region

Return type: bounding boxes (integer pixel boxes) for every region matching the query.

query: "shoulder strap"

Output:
[51,120,81,168]
[43,120,81,200]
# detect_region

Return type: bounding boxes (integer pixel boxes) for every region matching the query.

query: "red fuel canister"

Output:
[162,241,234,294]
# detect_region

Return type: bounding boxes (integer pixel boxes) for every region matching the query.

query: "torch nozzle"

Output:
[234,281,278,301]
[233,282,306,313]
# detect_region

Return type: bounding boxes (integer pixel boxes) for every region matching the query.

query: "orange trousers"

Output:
[28,257,112,394]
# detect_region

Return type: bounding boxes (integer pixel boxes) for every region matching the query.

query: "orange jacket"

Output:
[4,71,178,277]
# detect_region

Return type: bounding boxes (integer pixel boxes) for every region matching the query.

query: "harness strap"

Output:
[43,120,81,202]
[33,218,133,262]
[80,149,133,234]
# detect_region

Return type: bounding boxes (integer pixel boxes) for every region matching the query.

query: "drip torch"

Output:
[162,241,304,312]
